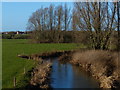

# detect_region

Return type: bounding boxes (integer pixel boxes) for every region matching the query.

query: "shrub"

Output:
[62,31,74,43]
[2,34,13,39]
[30,30,90,44]
[13,34,29,39]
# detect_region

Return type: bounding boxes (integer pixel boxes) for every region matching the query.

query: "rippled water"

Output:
[50,58,99,88]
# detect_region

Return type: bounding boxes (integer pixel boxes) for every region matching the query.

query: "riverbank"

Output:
[18,51,70,89]
[18,56,52,89]
[22,50,99,88]
[69,50,120,88]
[18,49,120,88]
[30,58,52,89]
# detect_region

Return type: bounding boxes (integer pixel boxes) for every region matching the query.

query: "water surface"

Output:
[50,58,99,88]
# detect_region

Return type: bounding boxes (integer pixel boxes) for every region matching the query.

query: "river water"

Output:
[49,58,99,88]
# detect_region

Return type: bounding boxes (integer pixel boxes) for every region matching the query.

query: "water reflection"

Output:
[50,58,99,88]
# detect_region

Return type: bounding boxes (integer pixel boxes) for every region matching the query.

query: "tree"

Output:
[43,8,49,30]
[56,5,64,31]
[63,4,71,31]
[74,2,117,50]
[49,5,54,31]
[72,9,77,31]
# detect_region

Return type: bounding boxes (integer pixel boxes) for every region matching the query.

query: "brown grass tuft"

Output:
[30,59,52,89]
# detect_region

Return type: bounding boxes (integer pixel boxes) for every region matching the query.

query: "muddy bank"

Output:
[66,50,120,88]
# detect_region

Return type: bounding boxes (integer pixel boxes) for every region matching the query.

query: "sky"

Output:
[2,2,74,32]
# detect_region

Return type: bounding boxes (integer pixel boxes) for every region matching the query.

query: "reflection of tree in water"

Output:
[58,62,68,77]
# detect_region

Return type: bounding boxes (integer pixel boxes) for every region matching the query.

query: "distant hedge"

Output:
[13,34,29,39]
[2,34,13,39]
[2,34,29,39]
[30,30,90,44]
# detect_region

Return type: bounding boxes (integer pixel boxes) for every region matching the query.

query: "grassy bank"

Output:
[2,39,85,88]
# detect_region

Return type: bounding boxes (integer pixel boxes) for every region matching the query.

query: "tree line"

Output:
[27,4,71,31]
[27,2,119,50]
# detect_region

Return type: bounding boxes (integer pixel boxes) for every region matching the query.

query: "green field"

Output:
[2,39,85,88]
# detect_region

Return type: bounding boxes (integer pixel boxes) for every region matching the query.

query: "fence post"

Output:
[13,76,16,87]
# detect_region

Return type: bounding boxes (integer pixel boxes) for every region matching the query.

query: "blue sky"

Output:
[2,2,73,32]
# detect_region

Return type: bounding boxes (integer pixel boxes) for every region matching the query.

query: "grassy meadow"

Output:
[2,39,85,88]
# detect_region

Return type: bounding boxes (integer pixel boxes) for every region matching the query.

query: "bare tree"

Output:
[72,9,77,31]
[56,5,64,31]
[49,5,54,31]
[64,4,71,31]
[43,8,49,30]
[27,7,43,31]
[74,2,117,50]
[54,5,64,42]
[53,10,57,30]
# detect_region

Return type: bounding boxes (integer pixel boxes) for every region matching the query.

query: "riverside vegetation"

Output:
[2,39,84,88]
[61,50,120,88]
[18,49,120,88]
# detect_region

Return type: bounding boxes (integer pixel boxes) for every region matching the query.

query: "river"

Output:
[49,58,99,88]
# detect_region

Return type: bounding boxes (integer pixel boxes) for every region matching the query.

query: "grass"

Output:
[2,39,85,88]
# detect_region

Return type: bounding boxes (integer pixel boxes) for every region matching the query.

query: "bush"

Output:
[2,34,13,39]
[2,34,29,39]
[63,31,74,43]
[30,30,90,44]
[13,34,29,39]
[30,30,61,43]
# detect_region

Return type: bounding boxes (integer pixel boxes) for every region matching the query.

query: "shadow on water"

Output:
[49,58,99,88]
